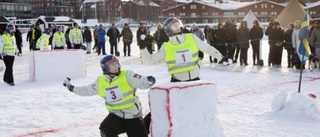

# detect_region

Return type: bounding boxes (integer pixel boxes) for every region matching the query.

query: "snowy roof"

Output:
[306,1,320,9]
[131,0,159,7]
[165,0,286,12]
[83,0,104,4]
[0,16,9,24]
[37,16,75,23]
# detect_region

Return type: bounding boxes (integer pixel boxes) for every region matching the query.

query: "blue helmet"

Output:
[163,17,183,36]
[100,55,120,74]
[44,28,51,35]
[6,24,14,33]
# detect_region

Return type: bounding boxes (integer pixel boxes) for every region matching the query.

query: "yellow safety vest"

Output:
[163,33,199,74]
[70,28,82,44]
[54,32,65,47]
[97,70,136,111]
[2,33,17,54]
[32,29,35,40]
[36,34,49,50]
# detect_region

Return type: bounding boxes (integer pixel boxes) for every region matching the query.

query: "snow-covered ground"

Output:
[1,28,320,137]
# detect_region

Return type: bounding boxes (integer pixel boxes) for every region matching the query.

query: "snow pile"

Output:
[29,50,86,81]
[272,91,320,121]
[149,81,225,137]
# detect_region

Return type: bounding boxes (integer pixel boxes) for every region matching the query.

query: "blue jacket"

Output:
[97,28,106,43]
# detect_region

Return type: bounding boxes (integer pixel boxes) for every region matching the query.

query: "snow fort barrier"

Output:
[148,81,225,137]
[29,49,86,81]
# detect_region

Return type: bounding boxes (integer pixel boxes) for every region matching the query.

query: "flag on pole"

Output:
[296,13,311,62]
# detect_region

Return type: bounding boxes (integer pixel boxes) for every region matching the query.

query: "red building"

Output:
[122,1,160,23]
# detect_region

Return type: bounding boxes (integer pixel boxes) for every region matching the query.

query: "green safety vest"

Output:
[54,32,65,47]
[163,33,199,74]
[36,34,49,50]
[70,29,82,44]
[97,70,136,111]
[2,33,17,54]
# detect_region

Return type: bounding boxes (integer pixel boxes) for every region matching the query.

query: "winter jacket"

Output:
[26,30,32,42]
[136,27,147,46]
[225,24,237,45]
[107,27,120,44]
[311,26,320,49]
[284,29,293,49]
[292,28,300,48]
[272,27,284,46]
[249,26,263,45]
[140,33,223,81]
[237,27,250,49]
[153,28,168,45]
[121,28,133,44]
[72,70,153,119]
[83,29,92,43]
[97,28,106,43]
[14,29,22,46]
[214,28,227,46]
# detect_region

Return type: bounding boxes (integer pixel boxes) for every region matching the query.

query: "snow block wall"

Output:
[149,81,225,137]
[29,50,86,81]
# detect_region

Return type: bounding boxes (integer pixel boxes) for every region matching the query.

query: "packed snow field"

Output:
[0,29,320,137]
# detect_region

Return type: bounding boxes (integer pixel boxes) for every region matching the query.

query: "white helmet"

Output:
[163,17,184,37]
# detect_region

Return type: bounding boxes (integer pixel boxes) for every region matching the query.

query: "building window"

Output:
[71,9,73,12]
[255,12,258,15]
[182,6,185,9]
[202,12,208,16]
[191,12,196,17]
[169,13,175,16]
[191,4,197,9]
[180,13,185,16]
[261,4,264,8]
[271,5,274,8]
[255,5,257,8]
[265,4,267,8]
[202,6,205,9]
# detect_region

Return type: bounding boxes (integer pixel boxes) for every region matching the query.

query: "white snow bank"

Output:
[29,50,87,81]
[149,81,225,137]
[272,91,320,121]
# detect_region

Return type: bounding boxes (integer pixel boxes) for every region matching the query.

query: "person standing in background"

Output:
[284,23,294,68]
[120,23,133,56]
[35,28,52,50]
[49,24,56,49]
[153,23,168,51]
[65,26,72,49]
[137,23,148,51]
[69,24,83,49]
[0,24,18,86]
[83,26,92,54]
[107,23,120,56]
[237,21,250,66]
[14,26,22,55]
[52,26,66,50]
[26,27,33,51]
[33,23,42,50]
[97,24,106,55]
[249,20,264,65]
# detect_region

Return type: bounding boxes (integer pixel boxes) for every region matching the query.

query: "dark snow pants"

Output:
[3,56,15,84]
[99,113,148,137]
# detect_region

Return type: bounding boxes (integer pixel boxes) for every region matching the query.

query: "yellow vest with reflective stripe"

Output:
[97,70,136,110]
[163,34,199,74]
[2,33,17,54]
[70,28,82,44]
[36,34,49,50]
[54,32,65,47]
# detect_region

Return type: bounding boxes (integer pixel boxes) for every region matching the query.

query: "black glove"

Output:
[147,76,156,86]
[63,77,74,92]
[0,54,3,60]
[16,52,22,57]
